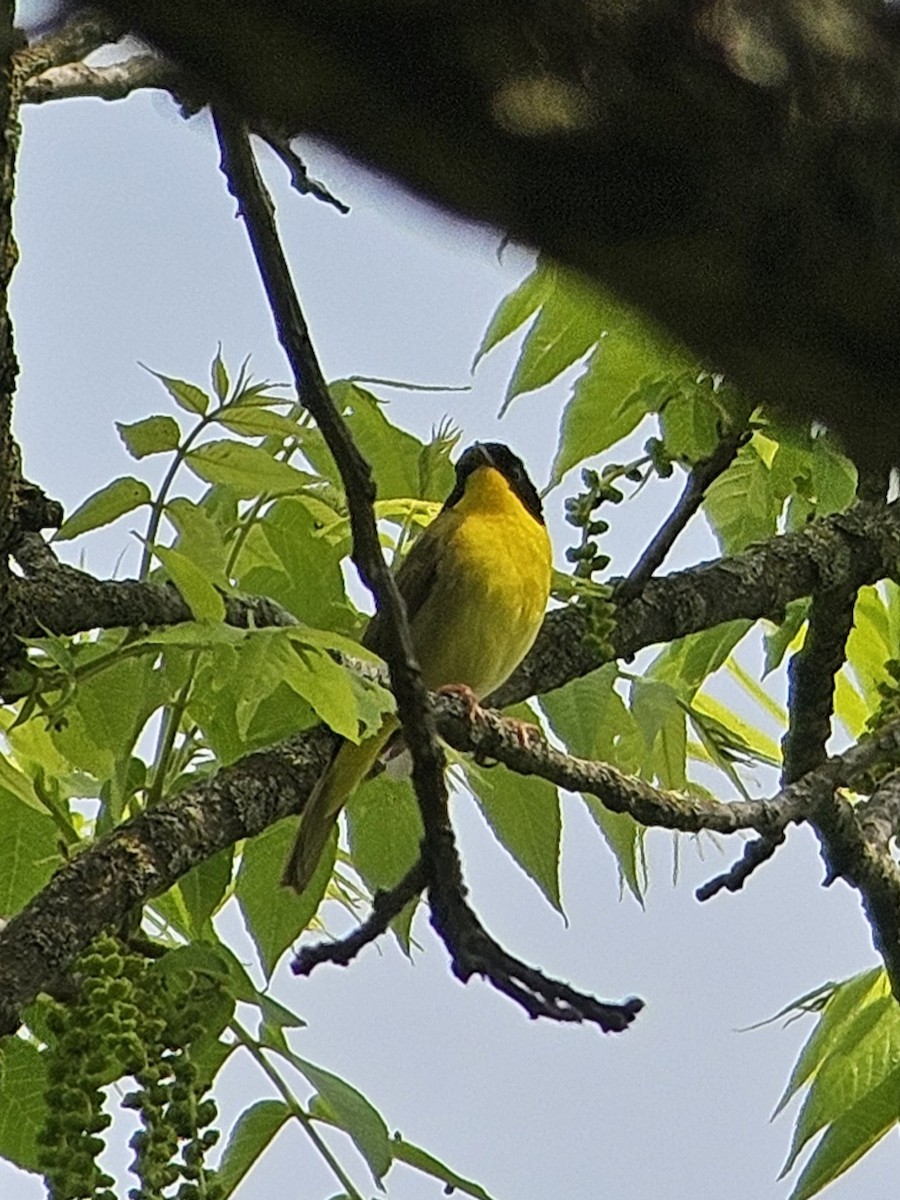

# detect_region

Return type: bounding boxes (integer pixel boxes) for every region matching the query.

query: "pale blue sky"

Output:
[3,19,899,1200]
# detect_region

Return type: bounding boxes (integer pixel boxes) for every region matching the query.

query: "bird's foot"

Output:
[437,682,484,720]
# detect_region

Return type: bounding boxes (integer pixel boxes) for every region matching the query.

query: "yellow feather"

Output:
[282,455,551,893]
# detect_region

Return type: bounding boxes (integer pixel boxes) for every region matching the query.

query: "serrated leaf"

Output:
[659,385,721,462]
[165,497,230,583]
[212,349,230,401]
[833,670,869,741]
[391,1136,497,1200]
[764,599,810,676]
[155,544,227,622]
[704,442,779,553]
[463,707,562,911]
[216,406,303,439]
[215,1099,292,1198]
[782,989,900,1172]
[846,586,893,707]
[234,496,354,631]
[648,622,751,699]
[178,846,234,935]
[630,678,687,789]
[239,630,367,743]
[297,1058,392,1183]
[116,414,181,459]
[315,382,454,502]
[54,476,151,541]
[786,1068,900,1200]
[236,817,335,977]
[185,440,315,498]
[138,622,247,649]
[346,774,423,948]
[0,785,59,912]
[0,1038,48,1171]
[501,263,601,412]
[144,367,210,415]
[472,265,550,367]
[539,666,644,897]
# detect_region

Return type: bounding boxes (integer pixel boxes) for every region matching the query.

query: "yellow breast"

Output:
[410,466,552,698]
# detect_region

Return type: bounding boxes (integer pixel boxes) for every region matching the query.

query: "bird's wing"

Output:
[362,509,457,658]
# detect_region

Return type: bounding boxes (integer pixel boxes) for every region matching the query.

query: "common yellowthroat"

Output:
[282,441,552,893]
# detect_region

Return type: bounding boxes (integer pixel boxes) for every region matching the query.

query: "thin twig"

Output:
[23,53,177,104]
[617,428,749,603]
[213,107,642,1030]
[292,861,427,975]
[781,581,858,785]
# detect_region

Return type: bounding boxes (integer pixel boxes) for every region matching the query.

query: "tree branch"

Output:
[8,533,296,643]
[616,426,751,604]
[22,53,176,104]
[209,109,643,1031]
[499,500,900,707]
[17,8,124,80]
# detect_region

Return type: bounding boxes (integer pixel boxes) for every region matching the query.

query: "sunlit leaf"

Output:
[54,476,151,541]
[299,1058,392,1183]
[0,1038,47,1172]
[236,817,335,977]
[116,414,181,459]
[463,705,562,911]
[215,1100,292,1198]
[186,440,316,497]
[155,544,227,622]
[392,1136,497,1200]
[144,366,210,415]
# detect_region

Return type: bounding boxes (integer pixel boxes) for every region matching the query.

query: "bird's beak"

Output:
[469,442,494,470]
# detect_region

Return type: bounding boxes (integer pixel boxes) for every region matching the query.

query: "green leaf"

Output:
[630,678,687,789]
[0,786,59,911]
[155,544,227,622]
[317,382,455,502]
[178,846,234,936]
[782,991,900,1172]
[346,775,423,893]
[54,476,151,541]
[704,441,779,553]
[659,383,721,463]
[216,406,303,440]
[392,1136,497,1200]
[647,622,752,699]
[548,347,644,487]
[212,348,230,401]
[297,1058,392,1182]
[346,773,423,947]
[231,629,368,743]
[846,586,893,707]
[166,497,230,583]
[116,414,181,459]
[185,440,315,498]
[144,367,210,415]
[764,599,810,676]
[463,706,562,911]
[786,1068,900,1200]
[501,263,602,413]
[51,653,170,802]
[235,496,354,631]
[215,1099,291,1198]
[539,666,644,897]
[0,1037,48,1172]
[236,817,335,977]
[472,265,550,367]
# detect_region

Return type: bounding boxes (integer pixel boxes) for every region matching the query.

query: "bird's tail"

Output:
[281,715,400,893]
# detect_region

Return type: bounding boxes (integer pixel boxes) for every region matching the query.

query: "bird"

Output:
[282,441,552,893]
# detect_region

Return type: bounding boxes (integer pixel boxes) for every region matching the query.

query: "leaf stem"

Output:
[230,1021,365,1200]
